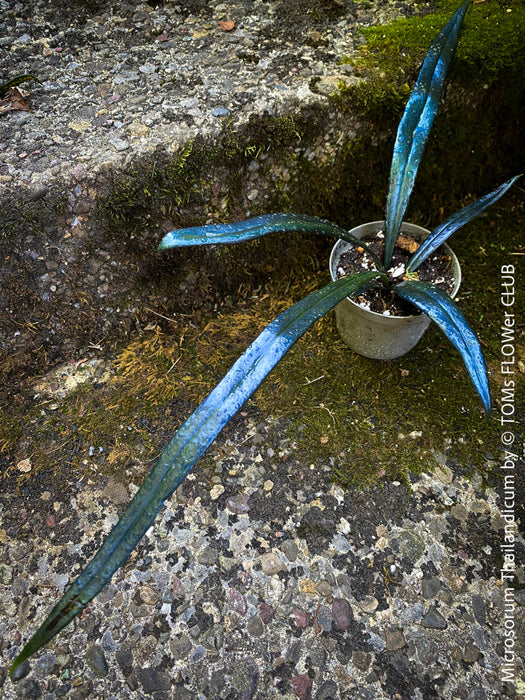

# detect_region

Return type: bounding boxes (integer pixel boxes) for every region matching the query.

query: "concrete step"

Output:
[0,0,522,385]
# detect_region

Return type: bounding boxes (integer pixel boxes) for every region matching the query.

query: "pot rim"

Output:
[329,220,462,321]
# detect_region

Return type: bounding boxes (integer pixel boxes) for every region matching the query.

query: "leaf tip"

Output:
[157,234,173,251]
[9,649,29,679]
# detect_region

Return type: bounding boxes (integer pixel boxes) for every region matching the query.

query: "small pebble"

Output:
[416,638,439,665]
[352,650,371,671]
[421,608,448,630]
[315,679,339,700]
[293,674,313,700]
[316,605,332,633]
[463,642,480,664]
[332,598,354,631]
[471,594,486,625]
[260,552,284,575]
[170,634,192,661]
[281,539,298,562]
[228,587,247,615]
[226,493,250,514]
[384,626,406,651]
[259,602,275,623]
[210,484,225,499]
[316,580,332,598]
[84,644,108,678]
[246,614,264,637]
[136,667,172,694]
[421,575,442,599]
[139,585,159,605]
[292,609,309,629]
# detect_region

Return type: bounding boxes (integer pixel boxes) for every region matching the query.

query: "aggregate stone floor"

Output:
[1,400,524,699]
[0,0,425,386]
[1,0,418,198]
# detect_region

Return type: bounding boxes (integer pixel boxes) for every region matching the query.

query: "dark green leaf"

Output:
[395,279,490,413]
[0,74,42,98]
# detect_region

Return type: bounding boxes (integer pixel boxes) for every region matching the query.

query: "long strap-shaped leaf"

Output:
[407,175,521,272]
[384,1,469,267]
[10,270,383,674]
[0,74,42,98]
[158,213,383,268]
[395,279,490,413]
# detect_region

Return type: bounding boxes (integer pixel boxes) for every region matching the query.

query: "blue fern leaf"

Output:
[158,213,383,267]
[10,270,383,674]
[395,279,490,413]
[384,1,469,266]
[407,175,521,272]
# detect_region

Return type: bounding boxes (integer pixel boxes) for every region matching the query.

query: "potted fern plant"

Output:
[9,0,519,674]
[157,0,518,388]
[328,219,463,360]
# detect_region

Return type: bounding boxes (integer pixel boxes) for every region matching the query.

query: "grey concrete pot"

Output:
[329,221,462,360]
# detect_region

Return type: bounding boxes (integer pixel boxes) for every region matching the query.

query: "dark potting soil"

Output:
[335,230,456,317]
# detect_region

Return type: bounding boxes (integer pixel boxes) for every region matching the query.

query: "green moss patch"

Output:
[2,3,523,495]
[100,113,314,245]
[336,0,525,119]
[3,193,522,494]
[353,0,524,85]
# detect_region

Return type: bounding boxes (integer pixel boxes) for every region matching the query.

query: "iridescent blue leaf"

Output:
[384,1,469,266]
[395,279,490,413]
[158,213,383,267]
[10,270,383,674]
[407,175,521,272]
